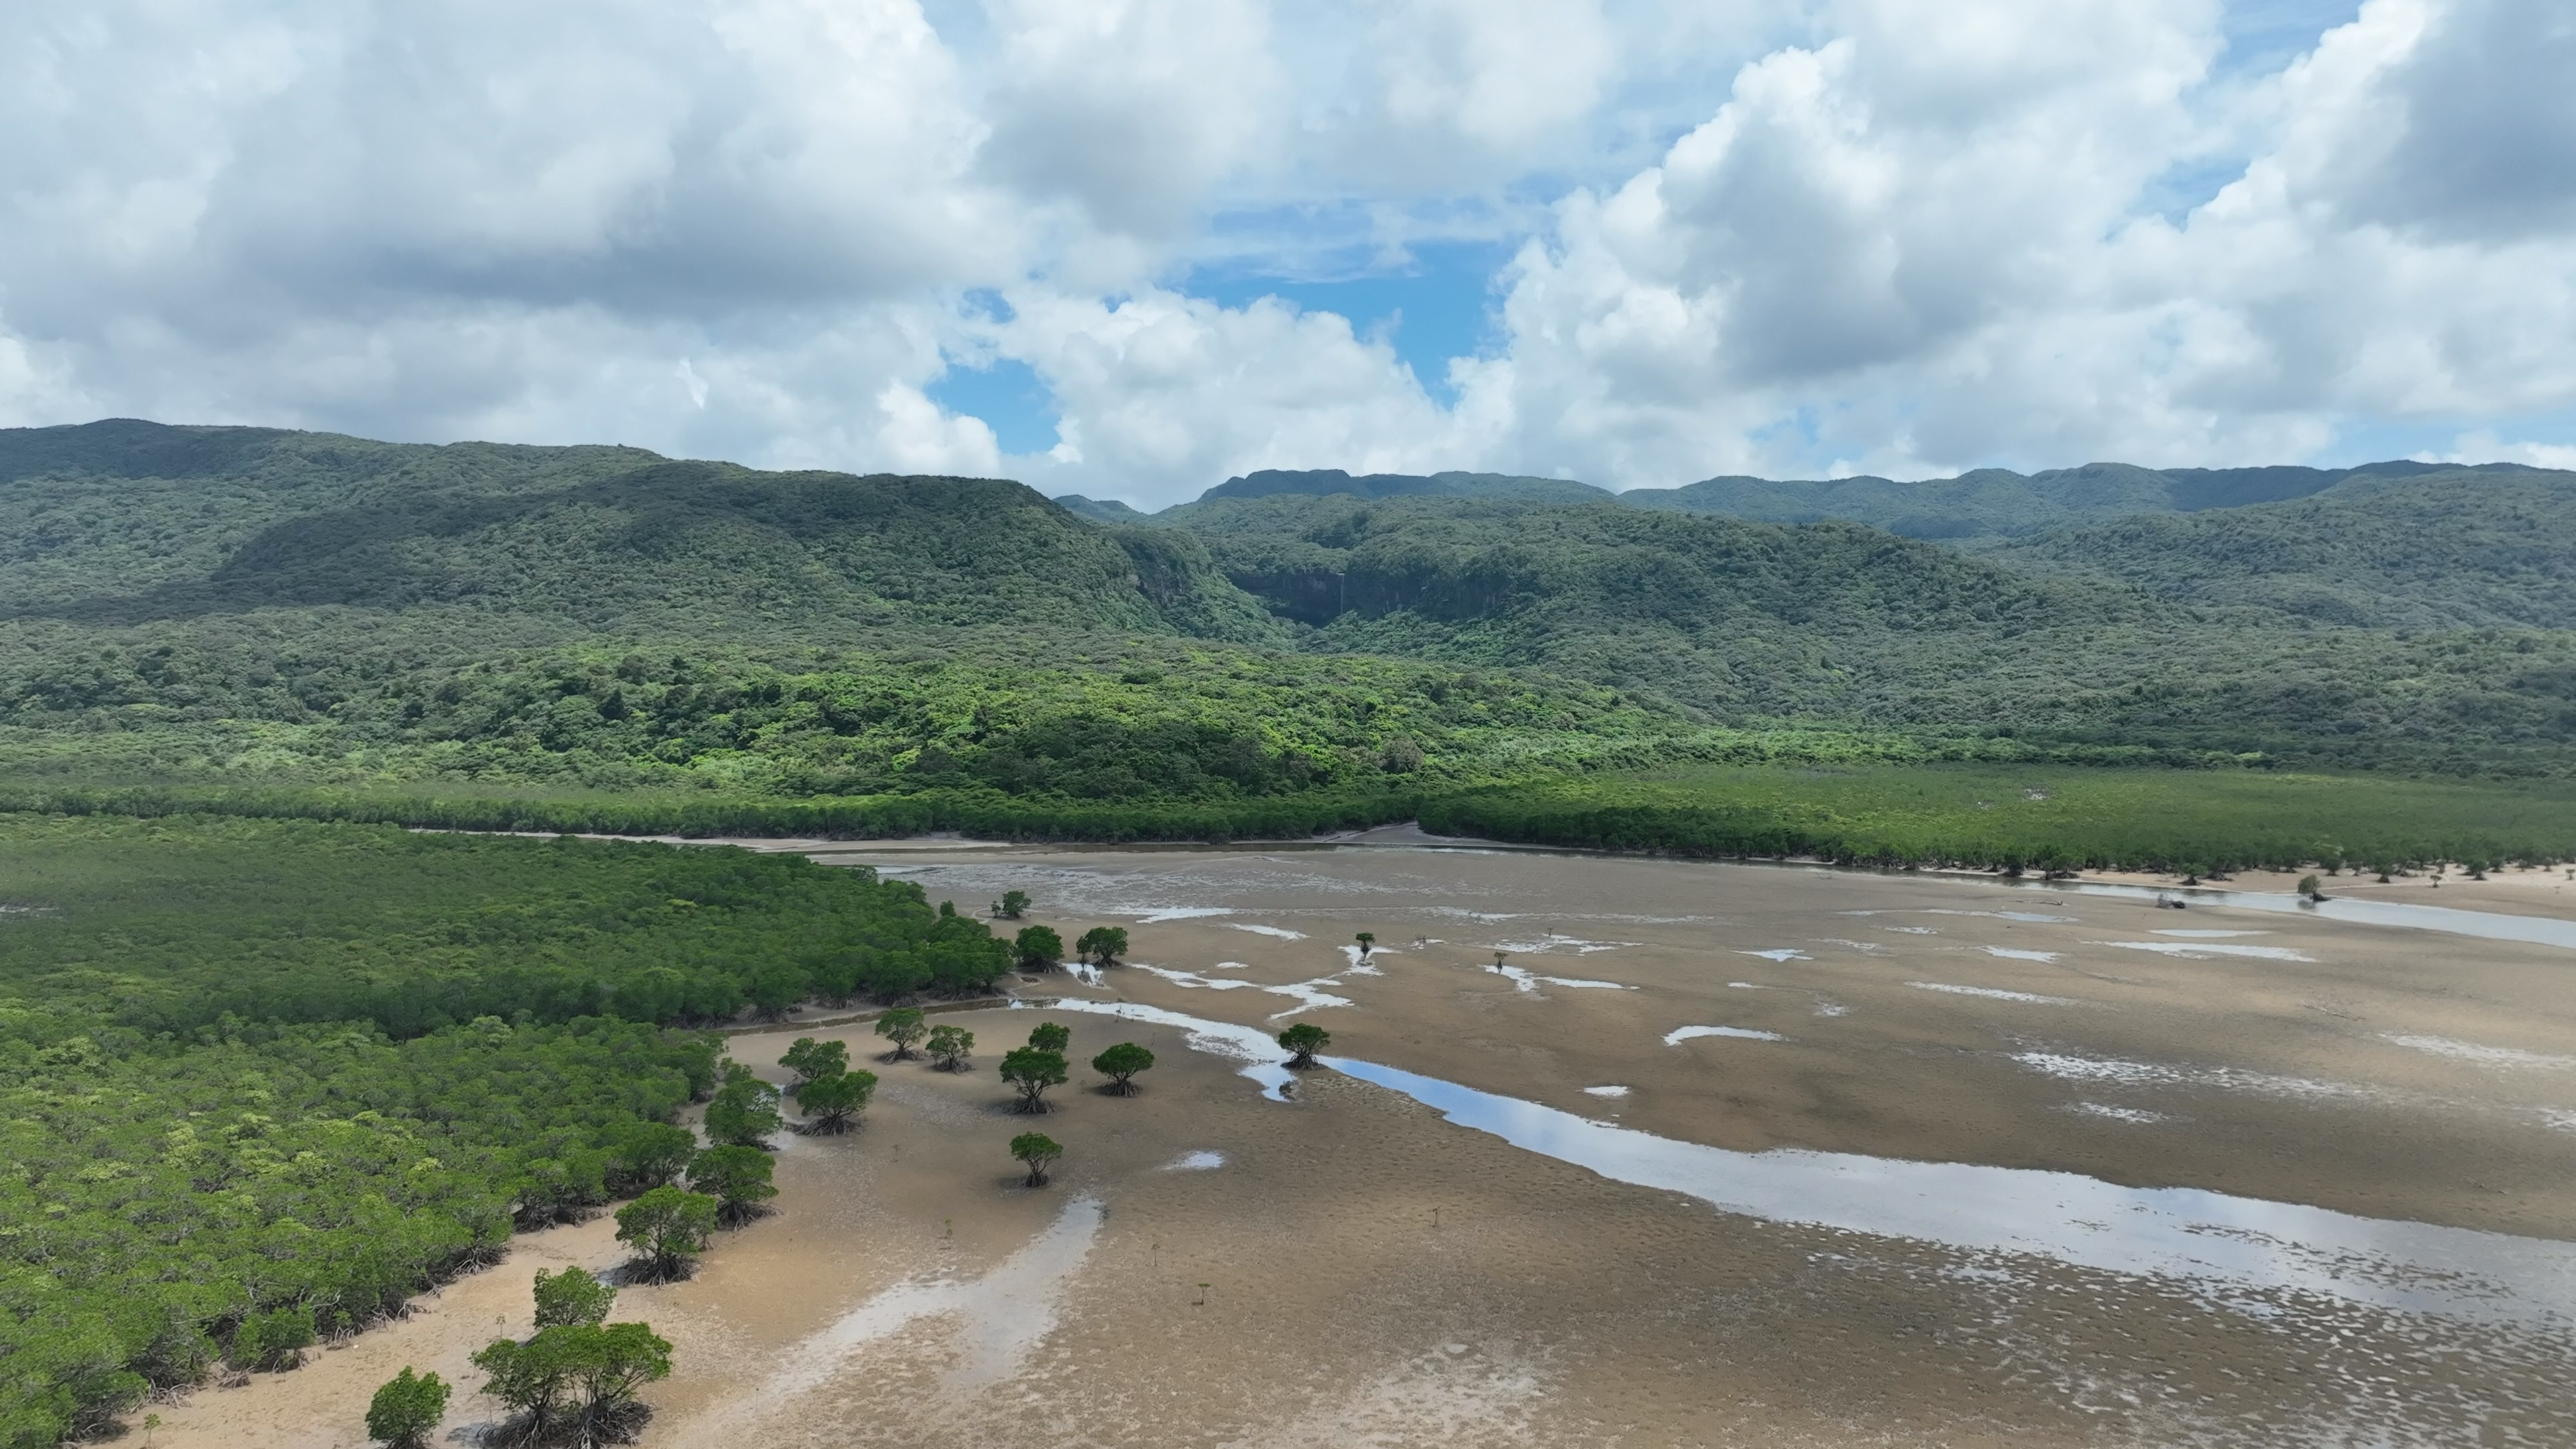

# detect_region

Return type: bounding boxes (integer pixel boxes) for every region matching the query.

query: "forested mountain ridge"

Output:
[4,419,2574,790]
[1059,453,2522,542]
[1970,468,2576,629]
[1,420,1280,644]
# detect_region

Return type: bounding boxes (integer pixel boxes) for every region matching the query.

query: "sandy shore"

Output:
[150,840,2576,1446]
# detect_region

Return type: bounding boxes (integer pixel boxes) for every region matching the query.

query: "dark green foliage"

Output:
[925,1024,975,1072]
[1974,469,2576,629]
[1421,763,2576,873]
[604,1122,697,1193]
[0,813,1012,1036]
[1091,1042,1154,1095]
[779,1037,849,1091]
[1277,1024,1330,1069]
[998,889,1032,918]
[1000,1049,1069,1113]
[702,1067,782,1148]
[1009,1132,1063,1187]
[1026,1022,1071,1054]
[1616,459,2449,537]
[686,1146,779,1226]
[1354,932,1375,954]
[1014,926,1064,970]
[792,1069,875,1135]
[613,1187,716,1282]
[1073,926,1128,965]
[365,1366,449,1448]
[875,1008,928,1058]
[471,1320,671,1445]
[531,1269,616,1331]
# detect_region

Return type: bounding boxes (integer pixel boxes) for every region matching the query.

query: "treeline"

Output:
[0,814,1020,1037]
[1421,764,2576,874]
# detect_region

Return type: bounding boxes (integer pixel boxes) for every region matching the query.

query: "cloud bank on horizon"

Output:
[3,0,2572,507]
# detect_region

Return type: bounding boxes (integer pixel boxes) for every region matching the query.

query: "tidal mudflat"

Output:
[170,830,2576,1446]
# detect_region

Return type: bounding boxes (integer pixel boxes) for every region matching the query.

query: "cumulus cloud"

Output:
[3,0,2573,503]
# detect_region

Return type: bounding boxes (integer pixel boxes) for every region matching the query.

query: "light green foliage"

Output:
[1009,1132,1063,1187]
[875,1008,928,1057]
[1073,926,1128,965]
[1424,763,2576,873]
[779,1036,849,1090]
[364,1366,449,1448]
[1013,926,1064,970]
[791,1068,876,1135]
[924,1024,975,1072]
[701,1067,783,1148]
[1026,1022,1070,1054]
[686,1146,779,1226]
[0,992,707,1443]
[530,1269,616,1331]
[1277,1024,1330,1069]
[1000,1048,1069,1114]
[613,1187,717,1282]
[1091,1042,1155,1095]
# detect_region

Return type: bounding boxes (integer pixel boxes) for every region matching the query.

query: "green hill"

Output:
[1616,459,2473,539]
[1162,490,2576,771]
[1971,468,2576,629]
[3,419,2573,810]
[1,420,1278,643]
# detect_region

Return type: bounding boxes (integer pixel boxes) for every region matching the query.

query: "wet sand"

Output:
[154,839,2576,1446]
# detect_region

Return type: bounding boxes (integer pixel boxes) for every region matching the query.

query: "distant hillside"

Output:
[1052,494,1150,524]
[3,419,2573,788]
[1618,460,2477,539]
[0,419,1283,645]
[1191,468,1611,508]
[1974,468,2576,629]
[1149,491,2576,769]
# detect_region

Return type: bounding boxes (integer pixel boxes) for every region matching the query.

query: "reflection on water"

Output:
[1047,998,2576,1333]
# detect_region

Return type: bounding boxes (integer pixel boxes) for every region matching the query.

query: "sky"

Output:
[4,0,2573,509]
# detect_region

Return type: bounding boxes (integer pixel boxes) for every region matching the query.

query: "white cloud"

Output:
[3,0,2573,503]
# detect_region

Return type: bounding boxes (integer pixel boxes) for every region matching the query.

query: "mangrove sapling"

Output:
[606,1122,696,1193]
[1074,925,1128,965]
[794,1067,877,1134]
[1355,931,1375,957]
[364,1366,449,1448]
[2298,873,2326,902]
[1277,1022,1330,1069]
[1000,1047,1069,1113]
[875,1007,928,1061]
[614,1187,718,1282]
[688,1146,780,1226]
[1091,1042,1155,1095]
[1011,1132,1064,1187]
[926,1023,975,1071]
[999,890,1031,919]
[1014,924,1065,971]
[702,1067,784,1148]
[1028,1021,1071,1054]
[531,1268,615,1330]
[779,1036,849,1092]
